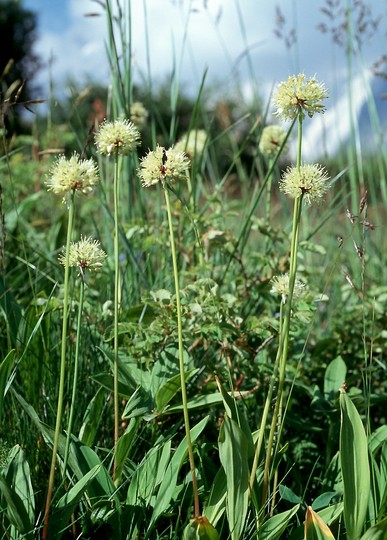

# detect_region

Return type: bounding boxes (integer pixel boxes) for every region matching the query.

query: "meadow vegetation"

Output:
[0,1,386,538]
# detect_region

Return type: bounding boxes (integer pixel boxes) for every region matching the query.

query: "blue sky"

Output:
[23,0,387,158]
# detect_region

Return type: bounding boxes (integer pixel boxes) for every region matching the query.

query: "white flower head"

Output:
[273,73,329,121]
[271,273,306,304]
[59,236,107,276]
[138,145,190,188]
[95,118,141,156]
[46,153,98,196]
[280,163,331,205]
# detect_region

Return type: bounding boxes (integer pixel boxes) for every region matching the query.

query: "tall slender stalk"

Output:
[63,277,85,475]
[43,191,75,540]
[163,183,200,518]
[113,156,120,476]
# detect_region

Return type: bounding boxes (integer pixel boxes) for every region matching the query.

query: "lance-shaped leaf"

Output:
[340,390,370,540]
[304,506,335,540]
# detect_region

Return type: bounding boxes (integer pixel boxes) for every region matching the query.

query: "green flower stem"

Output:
[249,302,284,493]
[63,277,85,475]
[163,183,200,518]
[265,158,274,225]
[261,113,304,506]
[43,191,75,540]
[113,157,120,477]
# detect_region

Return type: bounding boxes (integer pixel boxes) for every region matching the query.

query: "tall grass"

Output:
[0,1,386,538]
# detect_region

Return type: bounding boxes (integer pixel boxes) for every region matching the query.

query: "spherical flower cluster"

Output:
[94,118,141,156]
[270,273,306,304]
[273,73,329,121]
[130,101,149,129]
[59,236,107,275]
[46,153,99,195]
[138,145,190,187]
[175,129,207,158]
[259,125,287,157]
[279,163,331,205]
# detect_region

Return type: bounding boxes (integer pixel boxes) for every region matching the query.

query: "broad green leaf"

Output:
[218,415,249,540]
[369,425,387,455]
[359,517,387,540]
[0,472,34,538]
[340,390,370,540]
[304,506,335,539]
[203,467,227,528]
[0,349,15,422]
[324,356,346,402]
[114,418,139,483]
[216,377,254,457]
[183,516,220,539]
[126,441,171,506]
[48,464,101,540]
[91,372,133,398]
[311,492,338,511]
[260,504,300,540]
[79,386,106,445]
[4,446,35,525]
[167,392,225,413]
[155,368,198,412]
[279,484,302,505]
[150,416,209,529]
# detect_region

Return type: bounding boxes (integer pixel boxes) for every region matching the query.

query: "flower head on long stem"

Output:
[46,153,98,196]
[58,236,107,277]
[138,145,190,187]
[273,73,329,121]
[95,118,141,156]
[280,163,331,205]
[271,273,306,304]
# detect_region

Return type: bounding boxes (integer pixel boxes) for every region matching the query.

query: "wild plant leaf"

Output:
[183,516,220,539]
[0,472,34,539]
[78,386,107,445]
[0,349,15,422]
[167,392,225,413]
[114,418,139,483]
[218,415,249,540]
[216,376,254,457]
[359,517,387,540]
[155,368,198,412]
[149,416,209,529]
[369,425,387,455]
[279,484,302,505]
[340,390,370,540]
[304,506,335,539]
[203,467,227,528]
[311,491,338,511]
[4,446,35,525]
[126,441,171,506]
[324,356,346,402]
[91,372,133,398]
[122,386,153,419]
[48,464,102,540]
[259,504,300,540]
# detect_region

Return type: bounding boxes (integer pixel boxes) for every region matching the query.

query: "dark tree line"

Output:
[0,0,42,133]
